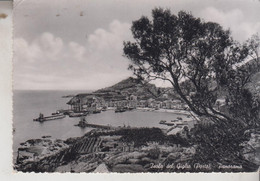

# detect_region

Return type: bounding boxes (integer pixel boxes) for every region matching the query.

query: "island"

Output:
[15,77,260,173]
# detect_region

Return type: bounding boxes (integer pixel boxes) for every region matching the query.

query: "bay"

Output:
[13,90,192,161]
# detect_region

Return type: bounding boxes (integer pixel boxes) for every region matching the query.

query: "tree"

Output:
[246,33,260,62]
[123,8,260,166]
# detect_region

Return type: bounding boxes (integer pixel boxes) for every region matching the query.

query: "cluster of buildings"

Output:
[67,91,188,112]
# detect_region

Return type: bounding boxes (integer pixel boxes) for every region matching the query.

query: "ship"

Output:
[33,113,66,122]
[69,112,88,117]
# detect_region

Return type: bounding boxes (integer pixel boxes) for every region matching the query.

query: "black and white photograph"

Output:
[12,0,260,173]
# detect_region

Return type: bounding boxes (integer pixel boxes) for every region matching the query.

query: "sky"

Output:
[13,0,260,90]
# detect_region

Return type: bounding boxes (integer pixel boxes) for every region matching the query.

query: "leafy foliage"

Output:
[123,8,260,163]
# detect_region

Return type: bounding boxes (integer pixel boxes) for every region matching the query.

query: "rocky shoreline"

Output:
[14,127,259,173]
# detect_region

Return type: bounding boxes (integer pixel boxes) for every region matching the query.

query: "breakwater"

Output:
[75,122,112,129]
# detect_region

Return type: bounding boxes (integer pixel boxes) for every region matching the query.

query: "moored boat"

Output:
[115,107,127,113]
[128,107,135,110]
[159,120,176,126]
[69,112,88,117]
[176,117,183,120]
[101,106,107,111]
[51,110,63,115]
[176,123,187,126]
[159,120,167,124]
[165,122,175,126]
[93,109,101,114]
[171,119,178,122]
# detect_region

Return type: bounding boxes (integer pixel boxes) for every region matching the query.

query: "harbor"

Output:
[14,90,197,171]
[13,90,196,161]
[32,107,194,132]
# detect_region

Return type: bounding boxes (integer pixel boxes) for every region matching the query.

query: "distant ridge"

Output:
[94,77,142,92]
[94,77,161,99]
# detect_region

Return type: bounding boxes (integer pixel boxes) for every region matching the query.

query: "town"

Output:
[67,77,191,113]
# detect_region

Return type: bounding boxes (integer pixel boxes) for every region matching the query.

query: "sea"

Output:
[13,90,191,161]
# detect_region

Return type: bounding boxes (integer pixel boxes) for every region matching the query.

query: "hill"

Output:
[67,77,179,107]
[94,77,162,100]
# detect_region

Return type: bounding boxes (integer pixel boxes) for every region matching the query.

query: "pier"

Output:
[33,113,66,122]
[75,120,112,129]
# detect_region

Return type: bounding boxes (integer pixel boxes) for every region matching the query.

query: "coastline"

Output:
[135,107,191,115]
[13,90,194,165]
[13,91,259,173]
[14,126,259,173]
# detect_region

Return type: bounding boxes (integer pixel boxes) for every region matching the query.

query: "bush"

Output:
[147,146,160,159]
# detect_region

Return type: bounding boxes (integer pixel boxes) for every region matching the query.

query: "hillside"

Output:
[94,77,161,99]
[95,77,142,92]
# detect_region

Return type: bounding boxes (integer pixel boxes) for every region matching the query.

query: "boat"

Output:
[171,119,189,125]
[165,122,175,126]
[93,109,101,114]
[159,120,167,124]
[51,110,63,115]
[177,125,184,128]
[101,106,108,111]
[63,110,74,115]
[176,117,183,120]
[176,123,188,127]
[128,107,135,110]
[33,113,65,122]
[159,120,175,126]
[171,119,179,122]
[42,135,51,138]
[69,112,88,117]
[115,107,127,113]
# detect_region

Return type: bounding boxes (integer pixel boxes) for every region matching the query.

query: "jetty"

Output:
[33,113,65,122]
[75,117,111,129]
[76,123,111,129]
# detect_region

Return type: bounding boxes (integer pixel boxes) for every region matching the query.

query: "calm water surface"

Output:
[13,90,191,159]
